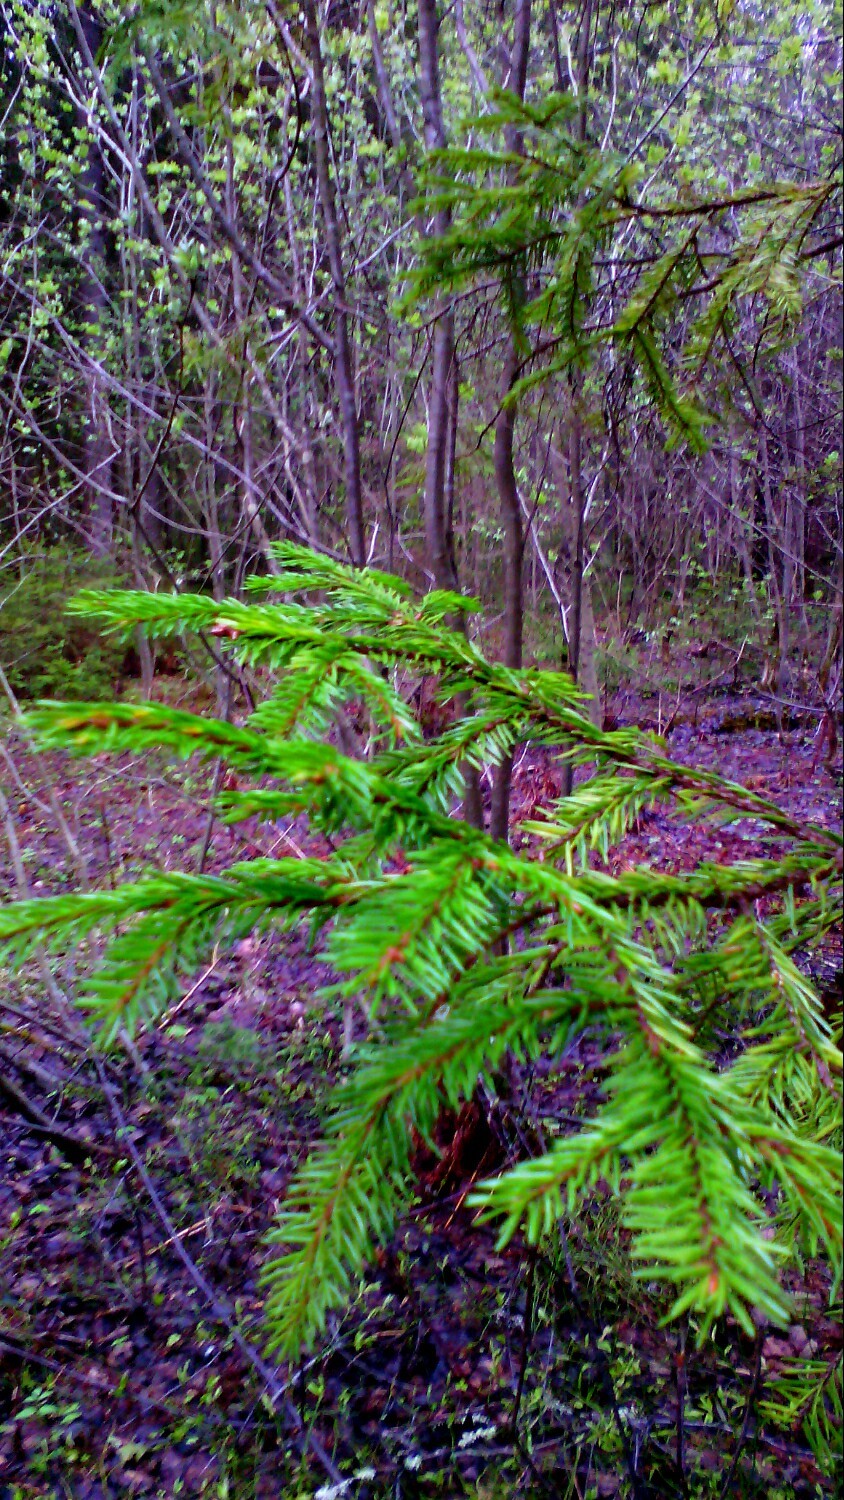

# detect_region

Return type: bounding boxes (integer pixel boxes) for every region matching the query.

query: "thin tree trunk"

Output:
[564,0,595,698]
[203,379,230,714]
[283,170,321,546]
[418,0,458,595]
[557,4,597,799]
[757,414,788,694]
[729,440,764,638]
[547,0,567,90]
[366,0,420,224]
[490,0,532,845]
[567,408,601,725]
[568,404,585,683]
[118,81,155,698]
[227,143,277,574]
[489,341,525,850]
[444,352,460,582]
[77,6,113,557]
[789,350,809,644]
[302,0,365,566]
[418,0,482,828]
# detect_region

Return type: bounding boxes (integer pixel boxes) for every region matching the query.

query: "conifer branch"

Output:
[1,545,839,1356]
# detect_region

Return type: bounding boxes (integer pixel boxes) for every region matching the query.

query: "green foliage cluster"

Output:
[0,548,124,702]
[0,546,840,1467]
[406,90,837,448]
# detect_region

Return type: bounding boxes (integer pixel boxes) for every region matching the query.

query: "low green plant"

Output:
[0,547,126,702]
[760,1336,843,1479]
[0,545,840,1455]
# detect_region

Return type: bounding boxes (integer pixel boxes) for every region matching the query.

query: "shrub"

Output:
[0,547,125,702]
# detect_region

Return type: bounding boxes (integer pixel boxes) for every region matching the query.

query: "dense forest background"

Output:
[0,2,842,1498]
[0,0,841,705]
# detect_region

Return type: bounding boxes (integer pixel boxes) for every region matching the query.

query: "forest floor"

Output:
[0,672,841,1500]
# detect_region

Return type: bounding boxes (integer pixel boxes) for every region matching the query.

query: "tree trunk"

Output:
[757,414,788,696]
[489,0,532,845]
[789,350,809,645]
[489,344,525,845]
[566,412,601,725]
[283,170,321,546]
[418,0,482,828]
[227,142,278,575]
[729,440,764,639]
[77,6,114,556]
[302,0,365,566]
[550,442,601,727]
[418,0,458,595]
